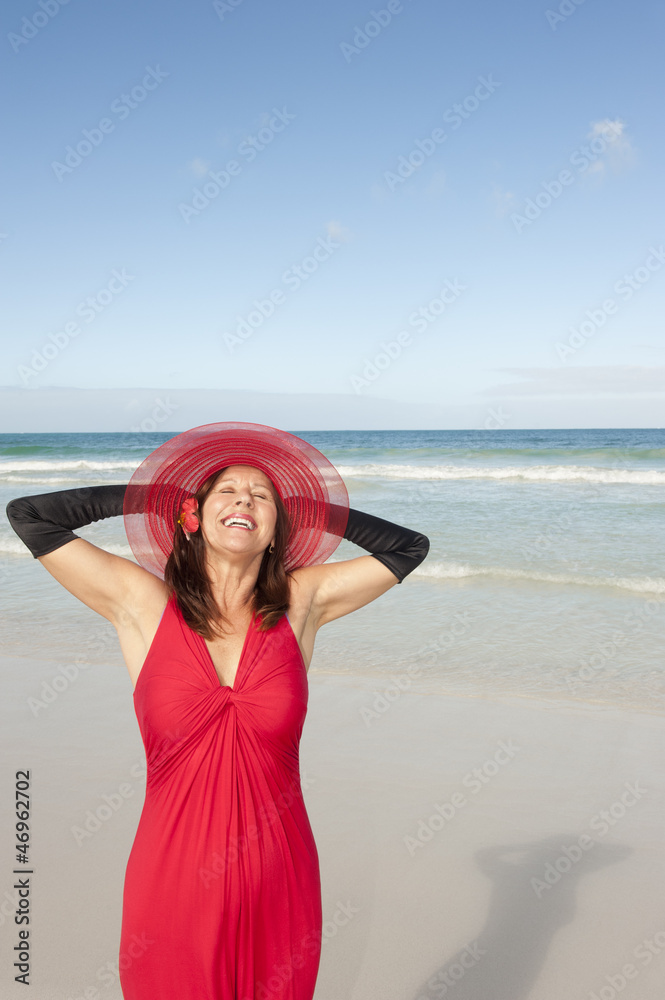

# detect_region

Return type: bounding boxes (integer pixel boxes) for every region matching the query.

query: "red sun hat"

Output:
[124,422,349,578]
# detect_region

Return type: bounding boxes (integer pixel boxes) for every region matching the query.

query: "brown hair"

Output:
[163,467,293,639]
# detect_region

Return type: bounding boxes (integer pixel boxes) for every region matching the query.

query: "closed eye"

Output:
[216,486,271,499]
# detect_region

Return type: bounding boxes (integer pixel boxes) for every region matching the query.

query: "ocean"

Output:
[1,427,664,713]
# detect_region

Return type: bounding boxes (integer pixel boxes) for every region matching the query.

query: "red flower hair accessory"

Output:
[177,497,199,534]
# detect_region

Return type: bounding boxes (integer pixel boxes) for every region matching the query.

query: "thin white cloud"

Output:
[490,182,517,217]
[326,220,353,242]
[586,118,634,175]
[187,158,211,177]
[482,366,665,397]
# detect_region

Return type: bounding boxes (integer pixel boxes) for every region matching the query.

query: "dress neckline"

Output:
[199,612,257,691]
[132,599,306,699]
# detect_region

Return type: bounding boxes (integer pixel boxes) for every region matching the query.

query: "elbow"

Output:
[411,532,430,567]
[6,496,36,528]
[378,533,430,584]
[6,497,27,526]
[401,533,430,580]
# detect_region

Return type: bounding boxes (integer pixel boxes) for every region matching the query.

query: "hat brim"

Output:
[123,422,349,578]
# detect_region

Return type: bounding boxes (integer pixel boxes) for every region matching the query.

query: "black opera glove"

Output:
[6,487,431,585]
[5,485,128,559]
[339,506,430,583]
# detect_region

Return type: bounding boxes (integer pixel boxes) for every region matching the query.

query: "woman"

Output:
[6,421,429,1000]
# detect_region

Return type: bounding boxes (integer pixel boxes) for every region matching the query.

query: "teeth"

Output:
[224,517,254,529]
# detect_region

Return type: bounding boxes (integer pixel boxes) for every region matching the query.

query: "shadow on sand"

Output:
[410,835,632,1000]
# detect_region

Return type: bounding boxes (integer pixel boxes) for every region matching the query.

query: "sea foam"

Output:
[337,464,665,485]
[415,560,665,595]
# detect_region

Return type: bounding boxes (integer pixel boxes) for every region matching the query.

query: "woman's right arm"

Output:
[5,486,167,628]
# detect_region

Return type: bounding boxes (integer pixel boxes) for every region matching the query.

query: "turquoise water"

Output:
[1,428,664,711]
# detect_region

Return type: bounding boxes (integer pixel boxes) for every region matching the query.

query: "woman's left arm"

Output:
[296,507,430,627]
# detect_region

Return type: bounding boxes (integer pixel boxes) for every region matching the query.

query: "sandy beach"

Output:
[1,649,664,1000]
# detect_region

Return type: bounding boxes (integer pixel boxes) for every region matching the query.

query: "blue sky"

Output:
[2,0,664,428]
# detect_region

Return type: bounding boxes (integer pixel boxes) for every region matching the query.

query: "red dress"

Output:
[119,594,322,999]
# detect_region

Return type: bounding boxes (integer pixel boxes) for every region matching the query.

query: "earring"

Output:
[269,542,275,553]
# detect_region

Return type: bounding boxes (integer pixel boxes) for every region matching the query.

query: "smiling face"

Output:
[199,464,278,561]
